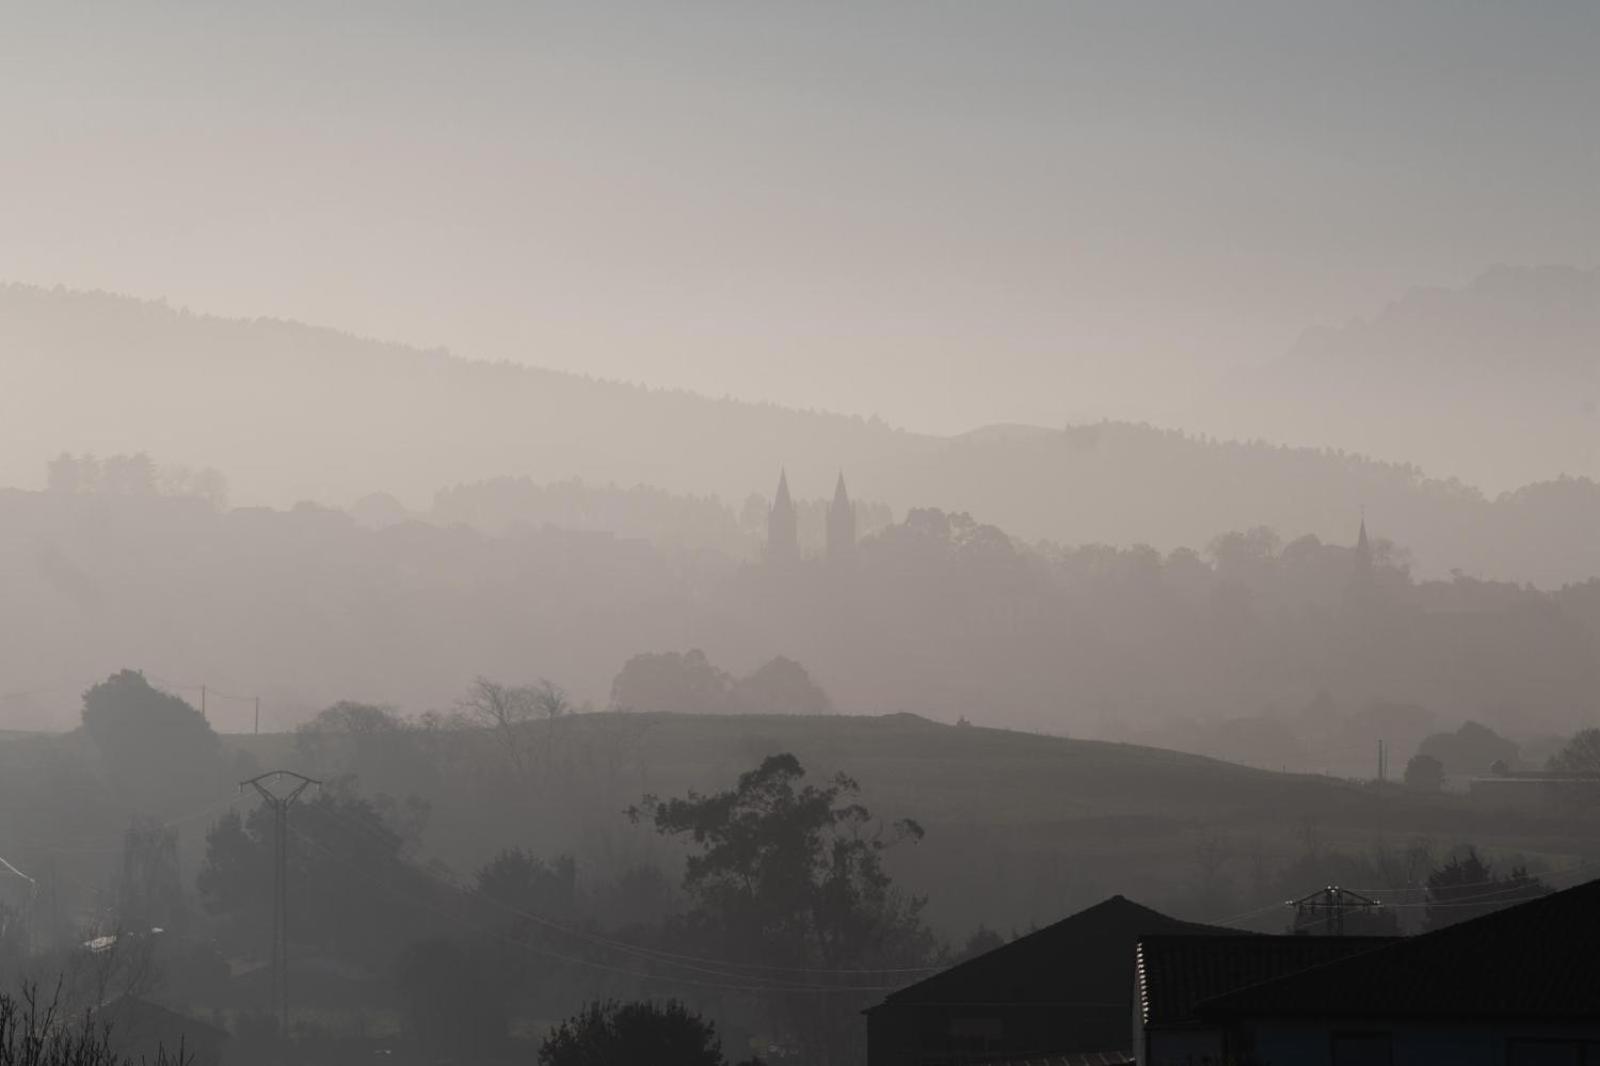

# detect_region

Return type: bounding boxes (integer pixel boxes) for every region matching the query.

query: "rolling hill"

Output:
[225,710,1600,935]
[4,282,1599,584]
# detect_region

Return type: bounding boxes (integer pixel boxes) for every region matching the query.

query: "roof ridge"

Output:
[876,896,1240,1007]
[1194,876,1600,1019]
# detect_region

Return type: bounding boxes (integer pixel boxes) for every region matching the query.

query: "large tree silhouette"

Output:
[632,754,934,1063]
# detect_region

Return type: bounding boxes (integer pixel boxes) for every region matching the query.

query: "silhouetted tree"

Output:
[475,849,578,923]
[294,702,439,800]
[197,784,437,964]
[101,455,156,495]
[730,657,833,716]
[1545,728,1600,806]
[1425,847,1549,930]
[1418,721,1518,776]
[532,679,573,719]
[538,1000,726,1066]
[81,671,219,813]
[949,926,1005,965]
[1548,728,1600,775]
[609,650,731,714]
[631,754,934,1062]
[0,984,185,1066]
[1403,753,1444,792]
[117,817,186,934]
[458,678,543,777]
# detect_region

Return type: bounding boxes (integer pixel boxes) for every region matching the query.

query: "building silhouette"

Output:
[826,471,857,566]
[866,895,1233,1066]
[1344,513,1378,612]
[766,469,799,567]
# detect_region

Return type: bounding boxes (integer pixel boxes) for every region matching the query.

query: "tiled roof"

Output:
[1136,935,1395,1026]
[874,896,1236,1009]
[1197,877,1600,1020]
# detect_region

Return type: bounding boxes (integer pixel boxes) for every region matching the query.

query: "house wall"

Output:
[868,1002,1129,1066]
[1234,1019,1600,1066]
[1146,1029,1223,1066]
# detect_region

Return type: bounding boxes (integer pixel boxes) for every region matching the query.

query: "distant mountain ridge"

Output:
[1212,265,1600,492]
[3,282,1598,585]
[1288,265,1600,376]
[0,282,934,508]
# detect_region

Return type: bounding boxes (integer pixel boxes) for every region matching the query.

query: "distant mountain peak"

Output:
[1284,264,1600,376]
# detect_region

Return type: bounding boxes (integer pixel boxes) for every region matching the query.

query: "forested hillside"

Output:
[2,488,1595,767]
[6,284,1598,584]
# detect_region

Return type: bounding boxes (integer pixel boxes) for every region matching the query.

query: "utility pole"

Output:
[46,853,60,954]
[254,697,260,736]
[201,685,207,722]
[242,771,320,1037]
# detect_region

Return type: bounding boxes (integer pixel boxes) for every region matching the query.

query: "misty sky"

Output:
[2,2,1596,435]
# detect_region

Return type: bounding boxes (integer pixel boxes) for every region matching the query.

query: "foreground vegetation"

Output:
[3,673,1598,1064]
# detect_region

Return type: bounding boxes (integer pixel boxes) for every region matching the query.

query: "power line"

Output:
[309,801,942,979]
[1219,863,1600,933]
[143,674,259,705]
[1290,886,1380,936]
[1341,860,1599,906]
[292,829,907,995]
[241,772,320,1033]
[0,854,37,888]
[20,794,243,855]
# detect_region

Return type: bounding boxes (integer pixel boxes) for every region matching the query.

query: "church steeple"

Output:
[1344,511,1378,612]
[766,469,799,567]
[827,471,857,565]
[1354,512,1372,574]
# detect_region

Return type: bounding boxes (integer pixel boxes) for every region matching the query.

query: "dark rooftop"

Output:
[1136,934,1395,1027]
[872,895,1236,1010]
[1197,877,1600,1021]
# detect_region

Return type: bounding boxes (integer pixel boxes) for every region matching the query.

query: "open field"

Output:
[221,712,1600,934]
[6,711,1589,938]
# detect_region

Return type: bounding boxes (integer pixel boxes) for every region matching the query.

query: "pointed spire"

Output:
[766,468,799,567]
[1349,509,1374,598]
[827,469,857,566]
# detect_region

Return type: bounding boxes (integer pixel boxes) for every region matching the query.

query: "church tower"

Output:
[1344,512,1377,611]
[766,469,799,567]
[826,471,857,565]
[1353,514,1373,578]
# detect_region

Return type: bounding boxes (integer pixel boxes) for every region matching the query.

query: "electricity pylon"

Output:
[241,771,320,1036]
[1290,885,1381,936]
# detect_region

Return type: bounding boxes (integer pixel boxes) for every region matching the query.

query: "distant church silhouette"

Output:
[764,469,857,566]
[826,472,857,566]
[766,469,800,566]
[1342,512,1380,613]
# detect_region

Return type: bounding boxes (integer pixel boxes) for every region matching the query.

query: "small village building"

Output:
[1188,877,1600,1065]
[98,996,230,1066]
[866,896,1233,1066]
[1134,935,1395,1066]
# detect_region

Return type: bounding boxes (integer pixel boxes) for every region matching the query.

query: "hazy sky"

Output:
[2,2,1596,435]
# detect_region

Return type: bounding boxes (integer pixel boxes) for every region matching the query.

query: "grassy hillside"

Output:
[222,712,1600,936]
